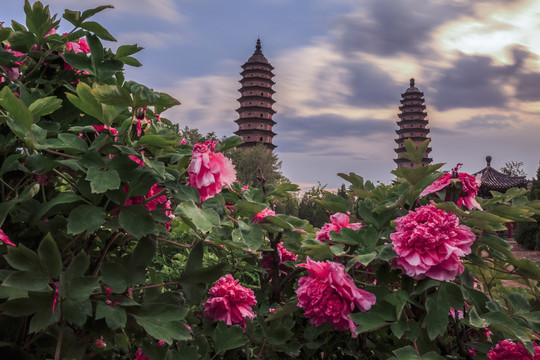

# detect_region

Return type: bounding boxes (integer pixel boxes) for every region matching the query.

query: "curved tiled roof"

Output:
[474,156,528,192]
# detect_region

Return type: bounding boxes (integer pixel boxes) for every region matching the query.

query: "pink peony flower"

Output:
[92,124,118,135]
[296,257,376,337]
[316,212,363,243]
[203,274,256,328]
[134,348,149,360]
[65,37,90,54]
[261,242,298,270]
[187,140,236,203]
[252,208,275,223]
[390,204,476,281]
[420,164,482,210]
[487,340,540,360]
[0,229,15,247]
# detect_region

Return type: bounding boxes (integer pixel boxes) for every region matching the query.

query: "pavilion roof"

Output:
[474,156,529,192]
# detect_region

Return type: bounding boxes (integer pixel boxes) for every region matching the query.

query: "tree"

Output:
[515,164,540,249]
[227,144,289,187]
[179,125,218,145]
[500,160,527,177]
[297,183,331,228]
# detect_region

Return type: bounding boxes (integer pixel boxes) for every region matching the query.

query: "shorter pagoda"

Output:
[394,78,432,168]
[234,39,277,150]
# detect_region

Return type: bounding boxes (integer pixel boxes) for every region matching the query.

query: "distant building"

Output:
[474,156,529,198]
[234,39,277,150]
[394,78,432,168]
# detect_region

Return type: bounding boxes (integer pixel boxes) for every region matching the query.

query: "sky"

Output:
[4,0,540,190]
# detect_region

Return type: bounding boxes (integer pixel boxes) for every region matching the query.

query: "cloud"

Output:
[48,0,185,23]
[330,0,468,57]
[456,114,521,129]
[115,31,186,50]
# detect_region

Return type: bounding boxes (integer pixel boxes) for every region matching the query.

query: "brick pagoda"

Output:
[234,39,277,150]
[394,78,432,168]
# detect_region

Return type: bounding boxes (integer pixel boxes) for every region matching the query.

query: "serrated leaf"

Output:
[213,322,247,353]
[28,96,62,119]
[85,166,121,193]
[0,86,33,130]
[118,205,155,239]
[95,302,127,329]
[38,234,62,278]
[4,244,42,273]
[176,201,220,233]
[67,204,106,235]
[81,21,116,41]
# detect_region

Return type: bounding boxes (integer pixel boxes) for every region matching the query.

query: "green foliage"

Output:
[2,2,540,360]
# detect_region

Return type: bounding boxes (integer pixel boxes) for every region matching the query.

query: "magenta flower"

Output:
[0,229,15,247]
[204,274,256,328]
[92,124,118,135]
[187,140,236,203]
[420,165,482,210]
[390,204,476,281]
[487,340,540,360]
[252,208,275,223]
[134,348,149,360]
[65,37,90,54]
[316,212,363,243]
[261,242,298,270]
[296,257,376,337]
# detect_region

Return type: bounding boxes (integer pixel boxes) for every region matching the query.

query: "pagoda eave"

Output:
[235,118,276,126]
[395,136,431,144]
[395,128,430,135]
[242,62,274,71]
[235,107,276,115]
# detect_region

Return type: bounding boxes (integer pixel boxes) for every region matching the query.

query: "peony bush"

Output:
[2,2,540,360]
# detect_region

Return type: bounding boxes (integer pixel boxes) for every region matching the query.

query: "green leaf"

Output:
[28,96,62,119]
[60,274,100,302]
[139,135,179,148]
[153,92,181,111]
[116,44,143,58]
[35,191,81,220]
[0,86,33,130]
[63,9,81,26]
[81,21,117,41]
[38,234,62,278]
[67,82,103,121]
[134,304,190,344]
[174,185,200,203]
[215,136,243,152]
[0,27,13,43]
[2,271,49,291]
[264,215,294,231]
[176,201,220,233]
[66,252,90,279]
[62,298,92,326]
[62,52,93,73]
[81,5,114,21]
[120,56,142,67]
[213,322,247,353]
[4,244,42,273]
[351,300,396,334]
[425,292,449,340]
[67,204,106,235]
[392,346,419,360]
[92,84,132,106]
[232,221,264,251]
[118,205,155,239]
[95,302,127,329]
[101,262,128,293]
[85,166,121,193]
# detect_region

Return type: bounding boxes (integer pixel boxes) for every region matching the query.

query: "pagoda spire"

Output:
[394,78,432,168]
[234,39,277,150]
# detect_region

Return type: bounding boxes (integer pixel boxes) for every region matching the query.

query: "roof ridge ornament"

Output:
[486,155,492,167]
[410,78,415,88]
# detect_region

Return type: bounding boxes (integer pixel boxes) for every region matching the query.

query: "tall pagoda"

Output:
[394,78,432,168]
[234,39,277,150]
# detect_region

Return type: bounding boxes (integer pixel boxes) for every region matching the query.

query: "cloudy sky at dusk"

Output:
[4,0,540,190]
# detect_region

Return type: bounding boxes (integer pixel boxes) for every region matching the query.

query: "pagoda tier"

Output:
[394,78,432,168]
[235,39,277,150]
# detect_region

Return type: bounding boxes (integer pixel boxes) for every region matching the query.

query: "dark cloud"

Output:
[274,114,394,153]
[456,114,521,129]
[332,0,469,57]
[342,60,402,107]
[430,47,539,110]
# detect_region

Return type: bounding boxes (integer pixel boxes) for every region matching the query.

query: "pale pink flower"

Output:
[203,274,256,328]
[487,340,540,360]
[296,257,376,337]
[252,208,275,223]
[316,212,363,243]
[187,140,236,203]
[65,37,90,54]
[420,164,482,210]
[261,242,298,270]
[92,124,118,135]
[0,229,15,247]
[391,204,476,281]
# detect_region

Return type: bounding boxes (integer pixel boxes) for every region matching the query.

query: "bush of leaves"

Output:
[2,2,540,360]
